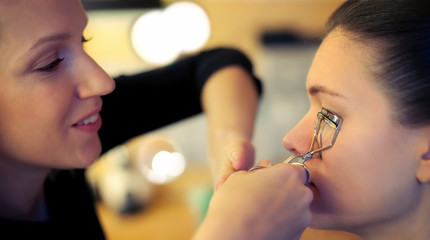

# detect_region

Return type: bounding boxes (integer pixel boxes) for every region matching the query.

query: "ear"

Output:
[416,128,430,183]
[423,151,430,160]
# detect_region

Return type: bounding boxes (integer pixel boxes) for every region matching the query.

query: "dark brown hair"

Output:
[326,0,430,127]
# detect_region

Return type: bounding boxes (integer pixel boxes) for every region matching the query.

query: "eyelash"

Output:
[34,36,91,73]
[82,36,91,43]
[321,106,342,120]
[34,57,64,73]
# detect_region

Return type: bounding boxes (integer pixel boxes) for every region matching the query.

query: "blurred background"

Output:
[82,0,344,239]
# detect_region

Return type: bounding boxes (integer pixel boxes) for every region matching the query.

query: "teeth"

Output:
[77,114,98,126]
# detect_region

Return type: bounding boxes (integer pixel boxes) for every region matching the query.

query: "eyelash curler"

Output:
[249,108,343,185]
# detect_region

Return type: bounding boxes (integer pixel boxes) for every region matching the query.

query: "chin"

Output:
[309,206,356,232]
[308,200,336,229]
[75,142,102,168]
[309,216,337,230]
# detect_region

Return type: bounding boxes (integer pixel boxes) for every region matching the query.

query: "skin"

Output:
[194,163,312,240]
[0,0,259,220]
[0,0,115,169]
[0,0,115,220]
[201,65,258,189]
[0,0,257,221]
[284,29,430,239]
[0,0,258,179]
[0,2,312,239]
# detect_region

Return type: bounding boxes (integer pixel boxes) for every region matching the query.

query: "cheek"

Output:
[0,81,75,164]
[312,122,420,223]
[324,120,413,182]
[19,86,72,130]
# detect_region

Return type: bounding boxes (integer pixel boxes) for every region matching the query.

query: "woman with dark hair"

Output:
[0,0,312,239]
[282,0,430,239]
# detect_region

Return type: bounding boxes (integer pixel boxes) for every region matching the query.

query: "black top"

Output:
[0,48,261,239]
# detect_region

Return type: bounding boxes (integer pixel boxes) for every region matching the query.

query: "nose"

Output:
[283,111,316,155]
[75,53,115,99]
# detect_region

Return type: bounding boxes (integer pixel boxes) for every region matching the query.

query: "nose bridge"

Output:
[283,111,317,155]
[75,53,115,99]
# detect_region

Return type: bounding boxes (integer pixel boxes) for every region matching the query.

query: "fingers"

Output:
[227,141,255,170]
[216,141,255,190]
[249,161,310,185]
[273,163,309,185]
[248,163,309,187]
[290,163,311,185]
[247,159,273,172]
[209,161,313,240]
[256,159,273,168]
[215,166,234,191]
[219,141,310,188]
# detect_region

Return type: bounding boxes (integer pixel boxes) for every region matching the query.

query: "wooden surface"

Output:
[96,167,213,240]
[96,166,360,240]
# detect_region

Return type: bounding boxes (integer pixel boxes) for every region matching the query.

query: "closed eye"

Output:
[34,57,64,73]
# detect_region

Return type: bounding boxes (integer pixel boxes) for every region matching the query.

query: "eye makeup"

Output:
[285,107,343,165]
[33,57,64,73]
[283,107,342,185]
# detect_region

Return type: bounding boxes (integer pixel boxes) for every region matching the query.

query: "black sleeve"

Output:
[99,47,262,154]
[0,170,106,239]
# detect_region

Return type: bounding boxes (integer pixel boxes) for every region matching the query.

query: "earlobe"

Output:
[416,147,430,183]
[422,151,430,160]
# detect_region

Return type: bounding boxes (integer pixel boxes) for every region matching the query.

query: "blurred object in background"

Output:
[253,30,320,163]
[86,145,154,214]
[131,1,210,65]
[86,135,186,214]
[136,136,186,184]
[83,1,210,73]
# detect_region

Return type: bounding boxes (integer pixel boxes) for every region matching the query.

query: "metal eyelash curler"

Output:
[284,107,342,184]
[249,108,343,185]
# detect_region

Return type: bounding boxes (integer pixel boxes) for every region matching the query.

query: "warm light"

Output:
[163,2,211,52]
[136,137,186,184]
[131,1,211,65]
[147,151,186,184]
[131,10,180,65]
[152,151,185,176]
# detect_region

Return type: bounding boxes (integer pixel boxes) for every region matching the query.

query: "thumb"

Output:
[215,167,234,191]
[227,141,255,171]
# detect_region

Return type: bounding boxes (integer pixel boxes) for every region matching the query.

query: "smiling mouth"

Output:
[73,114,99,126]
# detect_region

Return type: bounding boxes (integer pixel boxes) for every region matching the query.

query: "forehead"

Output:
[306,30,376,97]
[0,0,86,55]
[0,0,86,31]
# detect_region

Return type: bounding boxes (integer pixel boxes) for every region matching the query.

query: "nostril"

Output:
[287,147,301,155]
[283,133,308,156]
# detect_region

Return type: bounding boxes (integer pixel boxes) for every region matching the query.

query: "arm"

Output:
[201,65,260,188]
[99,48,262,155]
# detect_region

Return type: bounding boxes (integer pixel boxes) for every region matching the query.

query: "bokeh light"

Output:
[131,1,210,65]
[136,137,186,184]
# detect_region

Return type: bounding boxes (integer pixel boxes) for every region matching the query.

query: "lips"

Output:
[74,113,99,126]
[72,107,103,133]
[306,168,321,196]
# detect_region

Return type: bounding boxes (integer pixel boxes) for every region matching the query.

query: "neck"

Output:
[0,158,50,221]
[356,187,430,240]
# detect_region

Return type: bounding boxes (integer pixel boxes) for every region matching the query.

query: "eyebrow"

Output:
[307,85,348,100]
[29,33,71,51]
